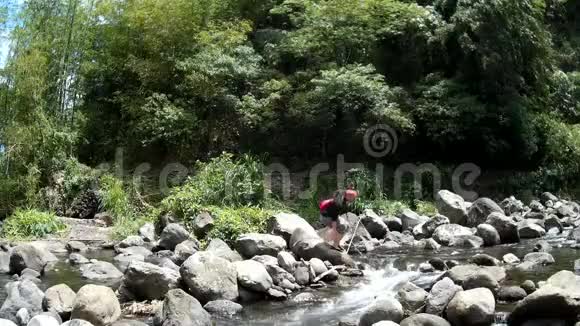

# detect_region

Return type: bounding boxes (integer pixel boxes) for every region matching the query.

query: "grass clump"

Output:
[2,209,67,239]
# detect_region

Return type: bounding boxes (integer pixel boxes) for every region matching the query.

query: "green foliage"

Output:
[2,209,67,239]
[204,206,272,244]
[162,153,266,218]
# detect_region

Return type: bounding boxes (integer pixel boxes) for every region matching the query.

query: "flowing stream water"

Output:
[0,233,578,325]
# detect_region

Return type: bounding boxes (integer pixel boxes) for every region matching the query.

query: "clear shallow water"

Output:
[0,235,578,325]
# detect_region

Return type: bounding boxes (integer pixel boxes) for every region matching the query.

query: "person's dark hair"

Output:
[333,190,346,206]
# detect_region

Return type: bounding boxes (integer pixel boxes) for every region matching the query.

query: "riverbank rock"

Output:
[158,224,190,251]
[476,224,501,247]
[203,300,243,317]
[470,254,500,266]
[0,319,16,326]
[172,240,199,265]
[436,190,468,225]
[179,252,238,304]
[359,296,404,326]
[515,252,556,271]
[277,252,297,273]
[27,315,59,326]
[61,320,94,326]
[446,265,506,285]
[192,212,214,238]
[43,284,76,319]
[154,289,210,326]
[498,286,527,302]
[503,253,520,264]
[71,285,121,326]
[235,260,273,292]
[486,212,519,243]
[69,253,89,265]
[361,209,389,239]
[508,285,580,325]
[396,282,428,317]
[425,277,462,316]
[449,235,483,248]
[400,313,451,326]
[446,288,495,326]
[268,212,315,243]
[518,221,546,238]
[400,209,427,231]
[290,227,355,267]
[432,224,472,246]
[501,196,525,215]
[205,239,242,262]
[66,241,87,252]
[121,261,180,300]
[79,261,123,280]
[416,215,450,240]
[462,272,499,295]
[0,280,44,322]
[119,236,144,248]
[0,251,9,274]
[467,198,504,227]
[9,245,54,275]
[385,217,403,232]
[236,233,287,258]
[138,223,155,242]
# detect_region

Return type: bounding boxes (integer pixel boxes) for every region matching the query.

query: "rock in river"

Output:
[71,285,121,326]
[446,288,495,326]
[179,251,238,304]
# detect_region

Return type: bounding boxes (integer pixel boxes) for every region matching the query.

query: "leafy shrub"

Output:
[203,206,272,245]
[162,153,266,218]
[99,174,146,239]
[2,209,67,239]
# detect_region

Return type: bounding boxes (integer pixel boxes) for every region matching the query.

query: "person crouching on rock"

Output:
[319,189,358,249]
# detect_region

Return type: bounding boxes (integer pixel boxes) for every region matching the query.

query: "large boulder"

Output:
[448,235,484,249]
[446,265,506,286]
[290,227,355,267]
[462,272,500,295]
[358,296,404,326]
[71,285,121,326]
[179,252,238,304]
[43,284,76,319]
[172,240,199,265]
[203,300,243,317]
[27,315,60,326]
[192,212,214,238]
[432,224,472,246]
[277,252,297,273]
[158,224,190,251]
[435,190,468,225]
[485,212,520,244]
[425,277,462,316]
[121,261,180,300]
[267,212,315,244]
[138,223,156,242]
[119,236,144,248]
[498,286,527,302]
[235,233,287,258]
[395,282,428,317]
[0,280,43,322]
[361,209,389,239]
[79,261,123,280]
[467,198,504,227]
[518,221,546,239]
[400,314,451,326]
[205,239,242,262]
[508,285,580,326]
[154,289,211,326]
[0,319,16,326]
[113,253,145,273]
[234,260,273,292]
[400,209,427,231]
[476,224,501,247]
[9,245,54,275]
[501,196,525,215]
[446,288,495,326]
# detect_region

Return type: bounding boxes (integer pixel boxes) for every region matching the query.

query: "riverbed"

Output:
[2,233,576,326]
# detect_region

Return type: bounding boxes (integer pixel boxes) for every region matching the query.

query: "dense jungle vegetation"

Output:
[0,0,579,239]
